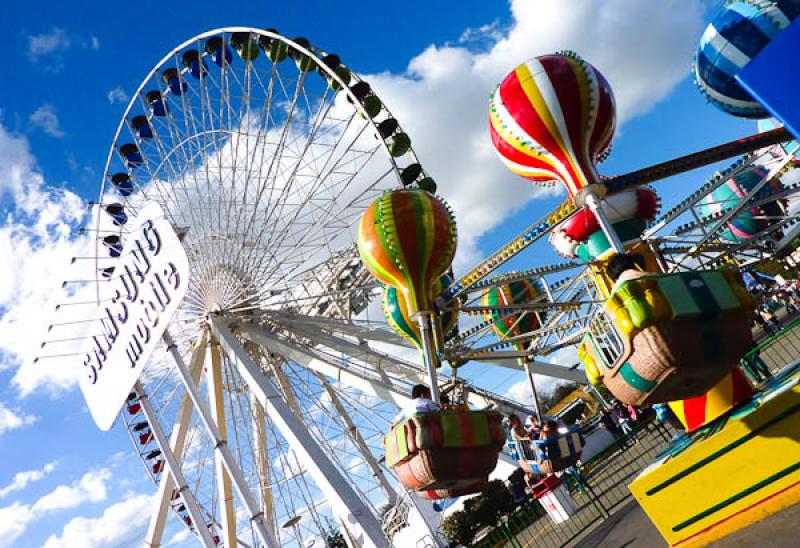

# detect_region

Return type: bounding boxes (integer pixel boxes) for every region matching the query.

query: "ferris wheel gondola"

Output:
[79,27,476,547]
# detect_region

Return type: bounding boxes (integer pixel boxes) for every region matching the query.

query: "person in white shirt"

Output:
[394,384,440,422]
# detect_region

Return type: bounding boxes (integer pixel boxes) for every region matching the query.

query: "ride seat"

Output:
[581,269,755,405]
[507,426,584,475]
[385,409,505,500]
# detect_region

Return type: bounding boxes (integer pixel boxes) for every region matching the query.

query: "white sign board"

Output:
[79,202,189,430]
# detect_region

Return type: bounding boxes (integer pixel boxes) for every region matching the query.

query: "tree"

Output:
[507,468,529,503]
[541,381,580,412]
[322,518,348,548]
[441,510,475,546]
[481,479,515,520]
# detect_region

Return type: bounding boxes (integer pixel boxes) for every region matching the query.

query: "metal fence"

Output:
[741,318,800,382]
[466,319,800,548]
[472,419,675,548]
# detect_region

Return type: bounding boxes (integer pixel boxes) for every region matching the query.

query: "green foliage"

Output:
[323,518,348,548]
[754,258,797,278]
[479,479,515,521]
[441,510,476,546]
[441,480,516,546]
[541,381,580,412]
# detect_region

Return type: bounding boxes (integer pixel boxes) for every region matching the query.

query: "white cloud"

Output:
[41,492,155,548]
[0,121,92,397]
[32,468,111,513]
[27,28,71,61]
[365,0,704,270]
[91,36,100,50]
[0,468,112,547]
[0,401,38,435]
[458,20,506,47]
[0,461,57,498]
[106,86,129,105]
[165,528,192,546]
[503,346,581,405]
[29,104,65,137]
[0,501,34,547]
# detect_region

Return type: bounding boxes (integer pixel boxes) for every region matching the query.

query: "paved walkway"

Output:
[574,498,800,547]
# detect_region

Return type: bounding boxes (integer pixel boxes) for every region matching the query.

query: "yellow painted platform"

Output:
[629,363,800,546]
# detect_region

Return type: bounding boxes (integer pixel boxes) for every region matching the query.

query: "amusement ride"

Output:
[37,1,800,546]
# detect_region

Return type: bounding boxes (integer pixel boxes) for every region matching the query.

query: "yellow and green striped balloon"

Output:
[383,274,458,352]
[357,189,457,316]
[482,279,544,355]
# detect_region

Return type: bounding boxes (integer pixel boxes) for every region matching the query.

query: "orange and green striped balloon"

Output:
[383,274,458,351]
[358,189,457,315]
[489,52,616,199]
[482,279,544,354]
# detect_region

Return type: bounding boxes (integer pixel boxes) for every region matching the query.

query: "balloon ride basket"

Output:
[628,360,800,546]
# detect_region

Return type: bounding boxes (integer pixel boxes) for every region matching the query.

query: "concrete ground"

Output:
[575,498,800,548]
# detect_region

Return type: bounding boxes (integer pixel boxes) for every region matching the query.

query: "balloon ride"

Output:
[35,3,800,546]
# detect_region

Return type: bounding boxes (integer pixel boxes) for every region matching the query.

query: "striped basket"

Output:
[592,270,755,405]
[385,410,505,499]
[507,426,584,475]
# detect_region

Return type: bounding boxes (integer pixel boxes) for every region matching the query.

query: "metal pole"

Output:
[210,317,389,548]
[522,361,542,422]
[251,398,277,539]
[414,312,441,404]
[206,341,238,547]
[315,373,398,505]
[134,382,216,548]
[586,384,610,411]
[145,332,208,547]
[162,331,280,548]
[584,192,626,254]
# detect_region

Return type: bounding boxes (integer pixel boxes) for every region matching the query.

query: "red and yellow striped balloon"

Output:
[358,190,457,315]
[489,53,616,198]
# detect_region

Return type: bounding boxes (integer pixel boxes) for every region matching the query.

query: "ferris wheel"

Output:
[37,15,800,548]
[61,27,537,548]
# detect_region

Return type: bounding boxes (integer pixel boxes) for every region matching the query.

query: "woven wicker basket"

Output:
[603,312,752,405]
[394,446,501,493]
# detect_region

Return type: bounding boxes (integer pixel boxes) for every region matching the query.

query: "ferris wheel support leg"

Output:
[207,341,238,548]
[315,372,398,505]
[251,399,277,539]
[210,317,389,548]
[134,380,216,548]
[162,330,280,548]
[144,332,210,547]
[414,312,441,404]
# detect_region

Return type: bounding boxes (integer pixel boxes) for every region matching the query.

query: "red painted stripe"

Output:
[541,56,586,179]
[460,412,477,447]
[683,392,709,432]
[499,71,581,190]
[489,117,560,180]
[731,367,755,401]
[636,188,659,219]
[590,71,616,158]
[562,207,600,241]
[392,192,421,285]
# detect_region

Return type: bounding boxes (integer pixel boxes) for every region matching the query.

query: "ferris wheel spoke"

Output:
[230,81,339,279]
[95,28,447,546]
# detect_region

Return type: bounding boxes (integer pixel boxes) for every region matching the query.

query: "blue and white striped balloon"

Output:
[695,0,800,118]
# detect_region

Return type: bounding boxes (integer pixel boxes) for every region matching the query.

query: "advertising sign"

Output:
[79,202,190,430]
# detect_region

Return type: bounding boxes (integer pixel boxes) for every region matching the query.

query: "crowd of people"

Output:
[752,281,800,337]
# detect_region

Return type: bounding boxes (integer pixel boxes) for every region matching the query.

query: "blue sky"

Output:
[0,1,770,546]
